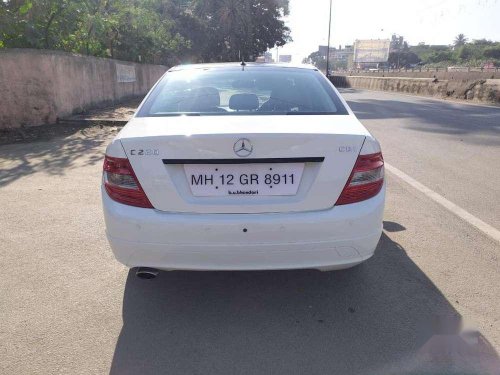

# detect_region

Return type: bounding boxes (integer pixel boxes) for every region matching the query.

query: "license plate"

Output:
[184,163,304,196]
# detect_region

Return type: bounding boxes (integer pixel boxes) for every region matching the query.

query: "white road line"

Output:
[385,162,500,244]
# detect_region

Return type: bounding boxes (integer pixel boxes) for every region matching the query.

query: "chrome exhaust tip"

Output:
[135,267,159,280]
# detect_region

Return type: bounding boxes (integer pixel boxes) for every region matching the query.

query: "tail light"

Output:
[103,156,153,208]
[336,152,384,205]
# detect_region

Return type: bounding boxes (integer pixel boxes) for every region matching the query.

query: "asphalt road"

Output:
[342,89,500,230]
[1,90,499,375]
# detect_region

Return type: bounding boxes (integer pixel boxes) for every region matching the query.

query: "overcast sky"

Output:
[272,0,500,62]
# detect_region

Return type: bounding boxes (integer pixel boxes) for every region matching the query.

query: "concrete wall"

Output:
[335,70,500,80]
[331,75,500,105]
[0,49,168,129]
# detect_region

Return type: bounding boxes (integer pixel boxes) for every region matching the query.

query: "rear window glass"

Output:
[137,67,348,117]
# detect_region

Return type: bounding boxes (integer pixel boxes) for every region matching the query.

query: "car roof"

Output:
[168,62,318,72]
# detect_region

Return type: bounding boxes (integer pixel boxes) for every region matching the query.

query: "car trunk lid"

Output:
[118,115,368,213]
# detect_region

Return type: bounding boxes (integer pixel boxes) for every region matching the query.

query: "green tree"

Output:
[304,50,326,71]
[472,38,495,46]
[388,50,420,68]
[190,0,291,61]
[454,33,467,47]
[0,0,292,64]
[428,50,454,64]
[0,0,75,49]
[483,46,500,60]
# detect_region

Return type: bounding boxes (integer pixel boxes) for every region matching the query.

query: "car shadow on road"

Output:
[383,220,406,232]
[110,233,499,375]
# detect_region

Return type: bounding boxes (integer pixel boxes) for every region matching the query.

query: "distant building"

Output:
[318,45,333,58]
[332,45,353,65]
[264,51,274,63]
[318,45,354,70]
[279,54,292,63]
[256,51,274,63]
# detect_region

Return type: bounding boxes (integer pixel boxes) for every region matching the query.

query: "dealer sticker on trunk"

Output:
[184,163,305,197]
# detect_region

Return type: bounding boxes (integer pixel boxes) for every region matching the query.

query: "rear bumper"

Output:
[102,185,385,271]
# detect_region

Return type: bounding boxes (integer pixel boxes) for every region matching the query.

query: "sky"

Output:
[271,0,500,62]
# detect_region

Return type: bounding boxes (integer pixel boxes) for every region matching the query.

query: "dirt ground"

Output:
[0,98,138,145]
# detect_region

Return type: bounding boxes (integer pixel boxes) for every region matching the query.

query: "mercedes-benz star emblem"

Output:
[233,138,253,157]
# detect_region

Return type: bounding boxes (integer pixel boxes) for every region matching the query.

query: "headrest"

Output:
[178,87,220,112]
[193,87,220,108]
[229,93,259,111]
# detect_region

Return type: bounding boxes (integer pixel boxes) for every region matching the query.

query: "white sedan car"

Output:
[102,63,385,278]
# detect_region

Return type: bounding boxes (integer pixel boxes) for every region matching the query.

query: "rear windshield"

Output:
[137,67,348,117]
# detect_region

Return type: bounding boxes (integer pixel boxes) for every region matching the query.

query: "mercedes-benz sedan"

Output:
[102,63,385,275]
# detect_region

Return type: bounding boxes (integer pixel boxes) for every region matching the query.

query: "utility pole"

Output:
[325,0,333,76]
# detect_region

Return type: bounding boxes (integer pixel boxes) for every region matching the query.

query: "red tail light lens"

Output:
[336,152,384,205]
[103,156,153,208]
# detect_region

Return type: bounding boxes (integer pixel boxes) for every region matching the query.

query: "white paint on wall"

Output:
[116,63,136,83]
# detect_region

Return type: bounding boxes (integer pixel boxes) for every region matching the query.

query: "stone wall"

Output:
[331,75,500,105]
[0,49,168,129]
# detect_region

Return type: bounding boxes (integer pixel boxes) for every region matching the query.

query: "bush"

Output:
[484,47,500,59]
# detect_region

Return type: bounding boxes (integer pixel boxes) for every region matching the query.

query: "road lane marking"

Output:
[385,162,500,244]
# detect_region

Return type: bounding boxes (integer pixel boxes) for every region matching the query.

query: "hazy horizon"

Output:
[272,0,500,62]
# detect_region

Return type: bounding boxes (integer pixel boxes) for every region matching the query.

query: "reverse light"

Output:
[336,152,384,205]
[103,156,153,208]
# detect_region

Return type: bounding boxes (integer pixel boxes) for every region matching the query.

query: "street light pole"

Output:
[325,0,332,76]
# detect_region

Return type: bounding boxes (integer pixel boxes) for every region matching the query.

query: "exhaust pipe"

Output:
[136,267,159,280]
